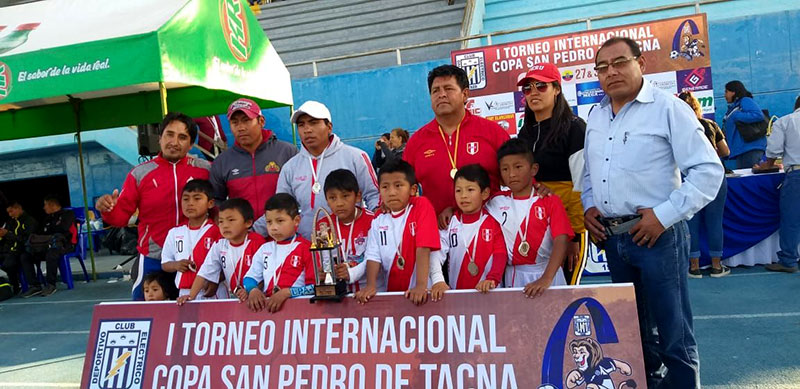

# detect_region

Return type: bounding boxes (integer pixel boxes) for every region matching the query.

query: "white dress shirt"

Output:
[581,79,724,229]
[766,108,800,166]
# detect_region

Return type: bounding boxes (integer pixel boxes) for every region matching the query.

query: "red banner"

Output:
[81,285,645,389]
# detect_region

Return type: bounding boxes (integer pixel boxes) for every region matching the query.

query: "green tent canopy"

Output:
[0,0,293,140]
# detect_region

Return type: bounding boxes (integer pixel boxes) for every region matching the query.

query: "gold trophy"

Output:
[310,208,348,302]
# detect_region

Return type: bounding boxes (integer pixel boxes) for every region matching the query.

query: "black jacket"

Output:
[1,212,37,253]
[37,208,76,245]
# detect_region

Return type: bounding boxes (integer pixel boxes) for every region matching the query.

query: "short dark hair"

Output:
[6,199,21,208]
[497,138,535,165]
[43,194,61,206]
[725,80,753,101]
[427,65,469,92]
[182,179,214,199]
[381,132,391,139]
[324,169,360,195]
[143,271,179,300]
[159,112,198,144]
[454,164,491,191]
[378,159,417,186]
[597,37,642,62]
[219,198,254,222]
[264,193,300,218]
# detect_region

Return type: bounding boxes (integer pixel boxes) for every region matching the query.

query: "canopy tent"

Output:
[0,0,294,278]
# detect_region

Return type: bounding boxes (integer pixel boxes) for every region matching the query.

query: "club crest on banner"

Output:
[467,142,479,155]
[0,61,11,100]
[454,51,487,90]
[89,320,151,389]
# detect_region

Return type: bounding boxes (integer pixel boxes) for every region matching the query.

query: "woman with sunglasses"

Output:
[515,63,587,284]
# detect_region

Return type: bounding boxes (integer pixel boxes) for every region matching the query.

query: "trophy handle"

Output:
[313,208,341,243]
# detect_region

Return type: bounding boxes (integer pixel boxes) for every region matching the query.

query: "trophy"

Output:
[309,208,348,302]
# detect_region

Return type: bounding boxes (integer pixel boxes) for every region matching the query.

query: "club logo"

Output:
[409,222,417,236]
[482,228,492,242]
[670,19,706,61]
[220,0,251,62]
[454,52,486,90]
[534,205,546,220]
[466,141,479,155]
[89,320,151,389]
[204,237,213,250]
[265,161,280,173]
[573,314,592,336]
[290,255,300,267]
[0,61,11,100]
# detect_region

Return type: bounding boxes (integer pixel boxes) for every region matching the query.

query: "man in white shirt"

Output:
[756,96,800,273]
[582,37,723,389]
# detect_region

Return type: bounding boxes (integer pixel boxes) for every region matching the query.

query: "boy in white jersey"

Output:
[244,194,315,313]
[160,180,223,299]
[355,160,445,305]
[317,169,375,293]
[433,164,507,292]
[485,138,574,297]
[177,198,266,305]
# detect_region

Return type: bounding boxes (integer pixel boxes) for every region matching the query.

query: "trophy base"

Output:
[310,282,348,303]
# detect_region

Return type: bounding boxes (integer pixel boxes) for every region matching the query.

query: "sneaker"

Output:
[765,263,799,273]
[21,287,42,298]
[688,268,702,279]
[40,284,57,297]
[710,265,731,278]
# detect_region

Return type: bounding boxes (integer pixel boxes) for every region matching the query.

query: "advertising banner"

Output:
[81,286,644,389]
[452,14,714,136]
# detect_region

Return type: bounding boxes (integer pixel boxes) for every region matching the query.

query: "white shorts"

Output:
[503,262,566,288]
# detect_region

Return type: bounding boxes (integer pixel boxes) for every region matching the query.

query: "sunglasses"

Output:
[522,81,550,95]
[594,56,639,74]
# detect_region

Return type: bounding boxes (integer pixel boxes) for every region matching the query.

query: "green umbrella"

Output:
[0,0,294,279]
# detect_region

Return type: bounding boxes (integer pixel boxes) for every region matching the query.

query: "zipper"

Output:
[251,153,258,215]
[173,163,179,225]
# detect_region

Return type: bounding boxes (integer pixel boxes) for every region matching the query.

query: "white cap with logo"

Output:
[291,101,332,124]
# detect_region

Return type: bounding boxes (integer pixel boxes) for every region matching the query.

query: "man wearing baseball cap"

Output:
[210,98,298,214]
[515,62,588,285]
[258,100,379,239]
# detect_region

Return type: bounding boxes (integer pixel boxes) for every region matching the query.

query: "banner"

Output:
[81,285,645,389]
[452,14,714,136]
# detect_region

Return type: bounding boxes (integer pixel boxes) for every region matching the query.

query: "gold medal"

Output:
[468,262,479,276]
[518,241,530,256]
[450,168,457,179]
[397,255,405,270]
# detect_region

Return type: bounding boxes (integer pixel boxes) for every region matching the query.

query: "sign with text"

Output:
[81,285,644,389]
[452,14,713,135]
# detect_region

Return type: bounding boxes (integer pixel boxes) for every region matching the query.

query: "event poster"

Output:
[452,14,714,136]
[81,286,644,388]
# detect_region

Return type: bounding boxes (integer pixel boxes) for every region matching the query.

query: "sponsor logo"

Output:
[561,70,574,82]
[220,0,251,62]
[575,81,605,105]
[677,67,712,92]
[231,168,240,176]
[295,175,308,182]
[424,149,436,158]
[573,314,592,336]
[645,71,678,93]
[0,61,11,100]
[89,320,151,389]
[466,142,479,155]
[670,19,706,61]
[465,98,482,115]
[484,99,514,113]
[265,161,280,173]
[454,52,487,90]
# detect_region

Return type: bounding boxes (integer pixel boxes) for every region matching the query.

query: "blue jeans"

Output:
[734,149,764,169]
[777,170,800,267]
[605,220,700,389]
[131,255,163,301]
[688,178,727,258]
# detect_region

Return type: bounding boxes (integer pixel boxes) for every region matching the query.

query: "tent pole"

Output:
[289,104,297,148]
[159,82,168,116]
[69,97,97,281]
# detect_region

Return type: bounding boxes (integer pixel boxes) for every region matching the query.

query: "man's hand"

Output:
[475,279,497,293]
[584,207,606,242]
[753,160,777,171]
[430,281,449,302]
[354,286,376,305]
[95,189,120,213]
[523,276,552,298]
[566,241,581,271]
[247,289,267,312]
[334,263,350,281]
[630,208,665,248]
[405,285,429,306]
[176,295,193,306]
[533,182,553,197]
[438,207,455,229]
[267,289,291,313]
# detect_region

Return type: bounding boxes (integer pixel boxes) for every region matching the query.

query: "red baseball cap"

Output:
[227,98,262,120]
[516,62,562,86]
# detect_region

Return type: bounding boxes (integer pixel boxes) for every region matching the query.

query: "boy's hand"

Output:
[266,289,290,313]
[174,259,194,273]
[476,279,497,293]
[234,287,248,302]
[247,289,267,312]
[176,295,193,306]
[430,281,449,302]
[354,286,376,304]
[334,263,350,281]
[405,285,428,305]
[566,241,581,271]
[523,277,552,298]
[202,281,219,298]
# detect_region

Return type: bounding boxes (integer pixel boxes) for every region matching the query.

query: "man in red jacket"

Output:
[96,112,211,300]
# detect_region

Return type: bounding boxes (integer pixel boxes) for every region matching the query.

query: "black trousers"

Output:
[23,247,69,287]
[0,251,26,290]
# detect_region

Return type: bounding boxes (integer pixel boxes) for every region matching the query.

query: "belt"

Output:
[600,215,642,236]
[786,165,800,173]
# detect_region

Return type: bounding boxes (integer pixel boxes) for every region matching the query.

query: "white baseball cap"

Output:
[291,101,332,124]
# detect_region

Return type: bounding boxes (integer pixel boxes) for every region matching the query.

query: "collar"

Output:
[154,153,188,166]
[459,209,483,224]
[233,129,273,152]
[599,77,653,108]
[276,234,297,245]
[427,110,471,133]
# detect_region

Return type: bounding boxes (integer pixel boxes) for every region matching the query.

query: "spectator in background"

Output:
[371,133,391,171]
[723,80,767,169]
[757,95,800,273]
[20,195,76,298]
[0,200,37,295]
[388,128,409,160]
[679,91,731,278]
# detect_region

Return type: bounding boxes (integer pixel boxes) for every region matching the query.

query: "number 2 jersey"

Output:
[433,210,506,289]
[160,221,224,298]
[244,236,315,297]
[197,231,266,295]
